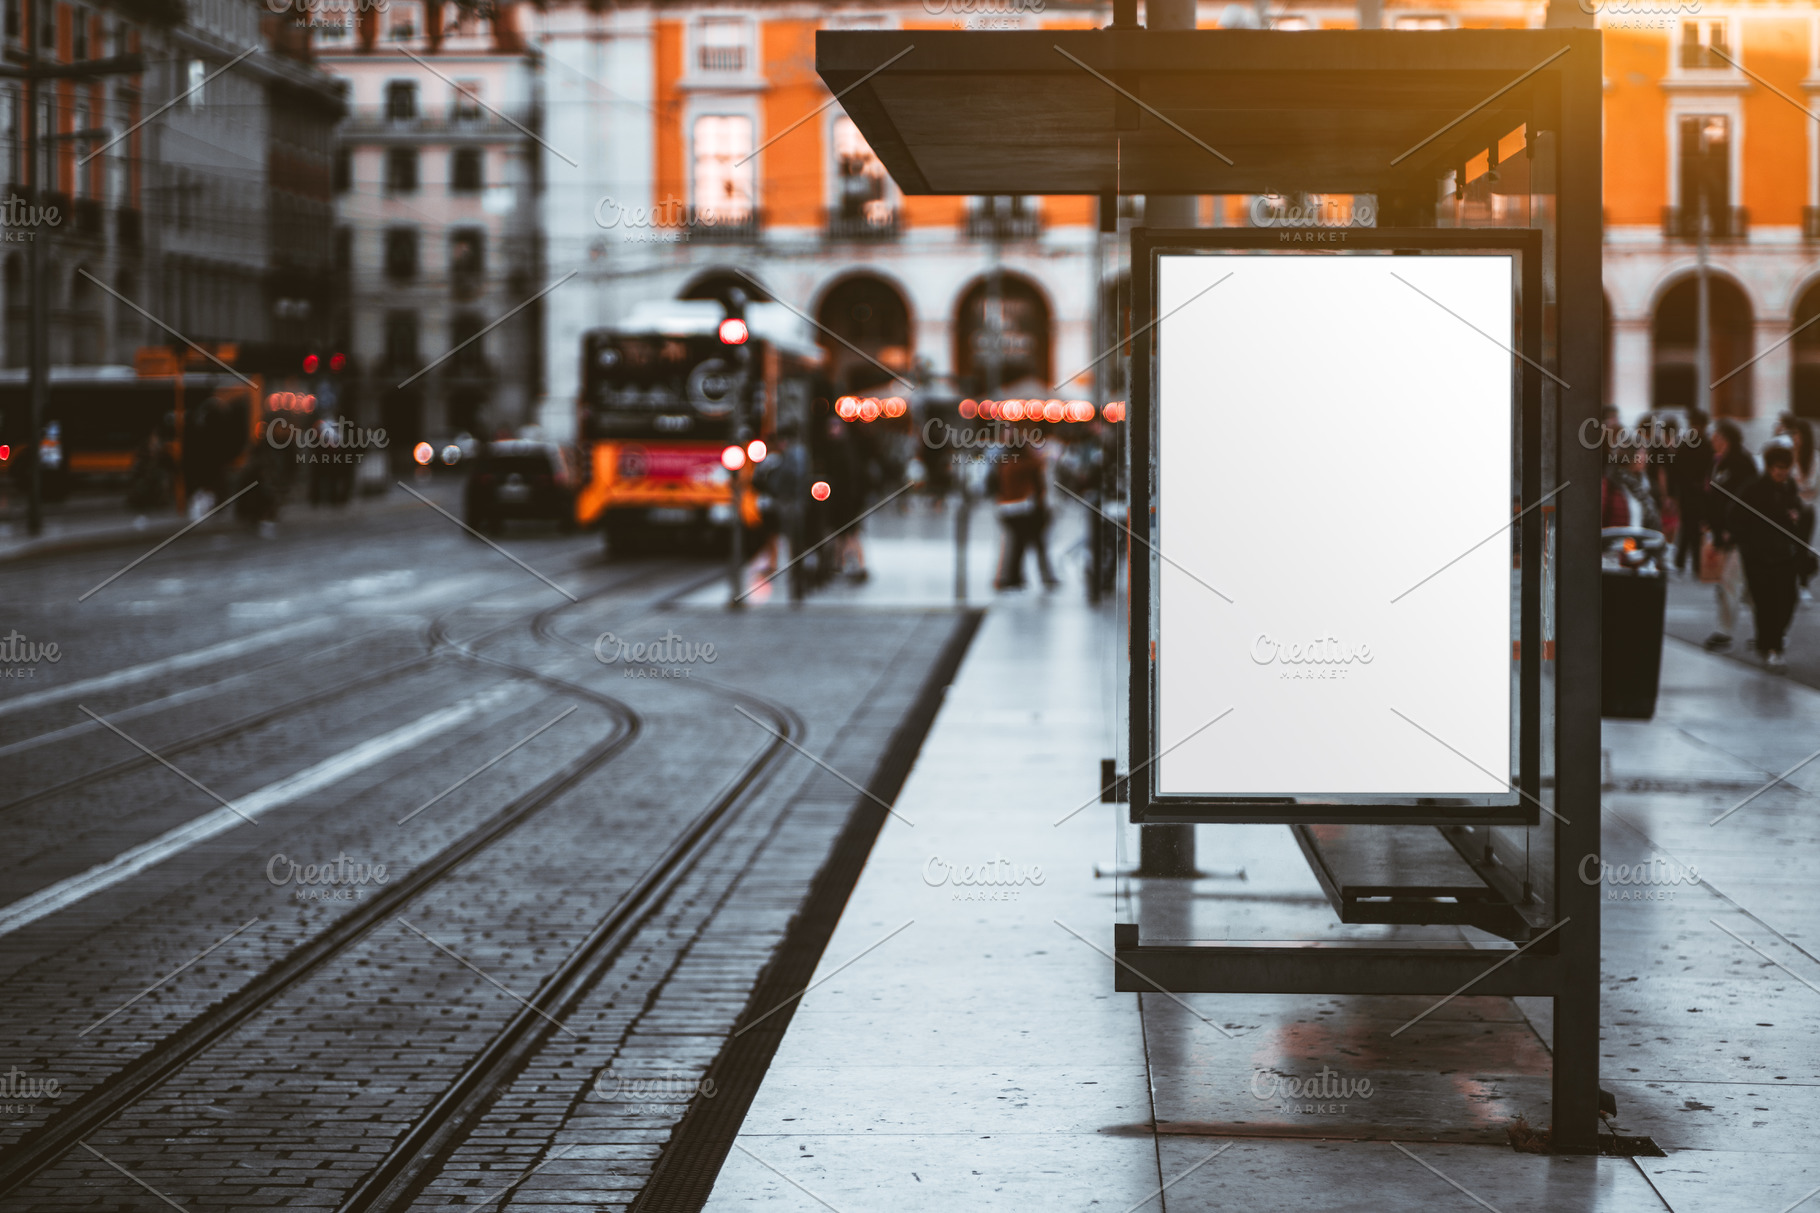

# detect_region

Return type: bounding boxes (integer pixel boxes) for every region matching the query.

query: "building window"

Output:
[1677,113,1731,230]
[449,310,485,373]
[333,148,350,193]
[184,59,205,109]
[696,19,748,74]
[71,6,87,58]
[384,227,419,280]
[451,79,483,121]
[385,147,419,193]
[450,148,483,192]
[692,115,753,224]
[1679,19,1730,70]
[449,227,484,278]
[385,80,418,122]
[1,87,15,184]
[833,116,892,231]
[335,226,351,272]
[384,310,419,370]
[5,0,18,42]
[387,1,418,41]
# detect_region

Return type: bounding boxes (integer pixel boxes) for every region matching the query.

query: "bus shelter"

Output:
[820,25,1605,1149]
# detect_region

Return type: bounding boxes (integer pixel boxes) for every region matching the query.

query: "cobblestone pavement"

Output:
[0,486,975,1211]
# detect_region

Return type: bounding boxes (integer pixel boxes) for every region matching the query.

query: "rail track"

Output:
[0,559,789,1205]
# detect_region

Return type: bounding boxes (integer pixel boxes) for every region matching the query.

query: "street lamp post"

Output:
[4,8,143,536]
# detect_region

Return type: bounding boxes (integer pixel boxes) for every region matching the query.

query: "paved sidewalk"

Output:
[0,478,442,566]
[700,545,1820,1211]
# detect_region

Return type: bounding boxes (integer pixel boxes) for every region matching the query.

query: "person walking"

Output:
[1735,444,1807,672]
[994,436,1058,590]
[819,415,869,583]
[1602,440,1662,531]
[1668,408,1712,575]
[1702,420,1758,652]
[1776,413,1819,507]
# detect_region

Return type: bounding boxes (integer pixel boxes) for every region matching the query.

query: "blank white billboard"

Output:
[1154,252,1515,800]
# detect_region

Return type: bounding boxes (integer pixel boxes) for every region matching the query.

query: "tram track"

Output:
[0,559,756,1203]
[334,676,803,1213]
[0,560,712,824]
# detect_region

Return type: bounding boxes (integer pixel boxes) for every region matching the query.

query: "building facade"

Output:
[1,0,342,372]
[521,0,1820,449]
[318,0,543,459]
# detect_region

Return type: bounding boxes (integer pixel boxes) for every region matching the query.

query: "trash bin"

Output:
[1601,527,1668,720]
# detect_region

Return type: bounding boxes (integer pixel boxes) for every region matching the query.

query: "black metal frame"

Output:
[815,24,1606,1152]
[1127,227,1544,826]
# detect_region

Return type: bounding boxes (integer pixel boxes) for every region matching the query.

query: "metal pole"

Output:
[1695,193,1711,419]
[954,475,968,602]
[23,0,45,536]
[1088,203,1106,604]
[1136,0,1198,880]
[727,467,744,607]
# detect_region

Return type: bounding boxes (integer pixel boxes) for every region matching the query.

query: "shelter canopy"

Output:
[816,29,1577,197]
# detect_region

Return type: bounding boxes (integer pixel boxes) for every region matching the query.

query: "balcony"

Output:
[688,209,760,243]
[826,208,900,241]
[340,108,536,144]
[967,200,1040,242]
[697,45,746,73]
[1662,205,1748,241]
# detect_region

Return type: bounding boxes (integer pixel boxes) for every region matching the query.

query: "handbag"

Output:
[1698,536,1725,584]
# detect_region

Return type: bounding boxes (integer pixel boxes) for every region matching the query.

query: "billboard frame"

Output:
[1127,227,1545,826]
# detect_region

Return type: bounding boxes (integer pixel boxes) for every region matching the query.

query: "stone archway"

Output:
[1651,272,1754,419]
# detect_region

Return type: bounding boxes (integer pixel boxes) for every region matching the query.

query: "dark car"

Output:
[463,441,578,532]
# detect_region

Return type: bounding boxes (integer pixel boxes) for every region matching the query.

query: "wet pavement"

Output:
[704,526,1820,1213]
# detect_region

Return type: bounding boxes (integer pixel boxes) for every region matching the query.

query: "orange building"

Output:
[528,1,1820,440]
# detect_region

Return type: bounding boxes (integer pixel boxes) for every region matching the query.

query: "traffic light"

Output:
[718,287,748,346]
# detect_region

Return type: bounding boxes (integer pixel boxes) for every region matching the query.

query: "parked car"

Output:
[463,440,578,532]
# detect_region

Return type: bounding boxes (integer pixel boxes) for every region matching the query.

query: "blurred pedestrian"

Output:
[820,416,868,583]
[994,437,1058,591]
[1735,444,1808,673]
[1602,441,1662,531]
[1668,408,1711,575]
[1702,420,1758,652]
[1775,413,1817,507]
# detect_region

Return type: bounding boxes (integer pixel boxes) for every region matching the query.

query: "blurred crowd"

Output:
[1601,409,1818,672]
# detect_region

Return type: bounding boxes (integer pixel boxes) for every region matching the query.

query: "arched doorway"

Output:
[954,272,1051,395]
[1651,273,1753,418]
[1791,279,1820,421]
[679,269,773,310]
[814,274,911,394]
